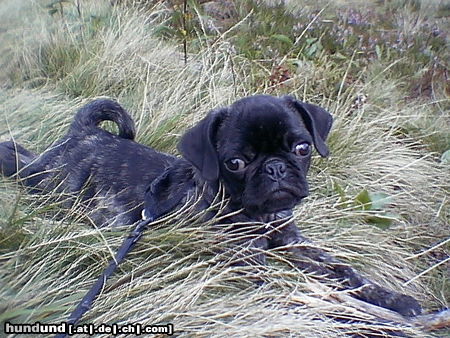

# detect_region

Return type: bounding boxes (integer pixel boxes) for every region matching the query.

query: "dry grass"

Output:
[0,0,448,337]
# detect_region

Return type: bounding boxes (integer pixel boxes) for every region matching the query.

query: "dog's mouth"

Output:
[270,188,296,200]
[244,187,307,216]
[267,188,305,210]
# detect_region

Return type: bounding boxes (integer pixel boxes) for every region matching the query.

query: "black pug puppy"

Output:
[0,95,421,317]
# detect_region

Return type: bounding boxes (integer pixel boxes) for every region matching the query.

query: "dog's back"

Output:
[0,99,174,226]
[0,99,136,183]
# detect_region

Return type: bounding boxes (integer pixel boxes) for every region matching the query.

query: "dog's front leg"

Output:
[229,237,269,267]
[269,222,422,317]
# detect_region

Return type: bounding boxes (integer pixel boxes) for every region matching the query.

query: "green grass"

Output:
[0,0,449,336]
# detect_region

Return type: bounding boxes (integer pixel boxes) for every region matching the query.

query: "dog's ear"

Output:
[283,96,333,157]
[143,163,195,221]
[177,108,227,181]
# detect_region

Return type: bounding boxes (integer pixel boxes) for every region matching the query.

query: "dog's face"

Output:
[178,95,333,216]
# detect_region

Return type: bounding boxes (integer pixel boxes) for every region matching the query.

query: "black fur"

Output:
[1,99,175,226]
[0,95,422,317]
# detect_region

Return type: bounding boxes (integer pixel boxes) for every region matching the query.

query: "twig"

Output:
[182,0,188,65]
[291,283,450,331]
[414,309,450,330]
[404,256,450,286]
[406,237,450,260]
[75,0,82,19]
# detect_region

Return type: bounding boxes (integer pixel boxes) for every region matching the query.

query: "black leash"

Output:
[55,216,153,338]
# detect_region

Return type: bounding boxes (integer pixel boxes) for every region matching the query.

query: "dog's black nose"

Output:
[265,160,286,181]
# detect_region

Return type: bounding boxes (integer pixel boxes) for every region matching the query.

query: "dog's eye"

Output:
[225,158,246,171]
[294,143,311,157]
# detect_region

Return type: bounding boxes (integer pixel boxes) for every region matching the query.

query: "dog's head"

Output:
[178,95,333,216]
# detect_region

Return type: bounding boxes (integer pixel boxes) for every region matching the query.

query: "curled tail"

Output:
[70,99,136,139]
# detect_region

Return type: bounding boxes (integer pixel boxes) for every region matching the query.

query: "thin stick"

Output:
[293,283,450,331]
[182,0,188,65]
[404,256,450,286]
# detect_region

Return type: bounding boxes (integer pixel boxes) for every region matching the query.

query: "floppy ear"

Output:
[283,96,333,157]
[143,162,195,221]
[177,108,227,181]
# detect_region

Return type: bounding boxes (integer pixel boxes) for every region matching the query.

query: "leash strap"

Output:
[55,217,152,338]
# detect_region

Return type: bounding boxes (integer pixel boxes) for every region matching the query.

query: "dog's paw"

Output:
[359,285,422,317]
[388,293,422,317]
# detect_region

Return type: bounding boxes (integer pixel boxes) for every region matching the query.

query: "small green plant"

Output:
[441,149,450,164]
[333,181,397,230]
[354,189,397,229]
